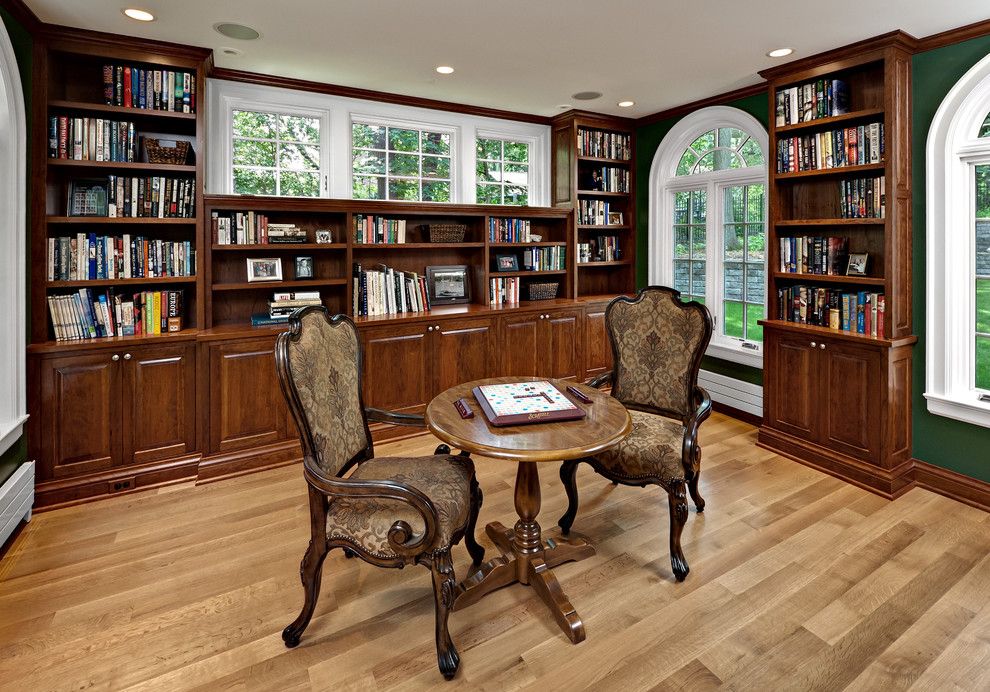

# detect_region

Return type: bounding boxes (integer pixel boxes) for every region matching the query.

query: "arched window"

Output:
[649,106,768,367]
[926,54,990,428]
[0,19,27,455]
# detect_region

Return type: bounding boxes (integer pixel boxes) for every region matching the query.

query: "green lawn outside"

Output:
[723,301,764,342]
[979,279,989,390]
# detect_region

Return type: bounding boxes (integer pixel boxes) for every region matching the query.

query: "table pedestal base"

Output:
[452,461,596,643]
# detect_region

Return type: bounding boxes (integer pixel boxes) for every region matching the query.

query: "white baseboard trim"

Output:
[1,461,33,548]
[698,370,763,418]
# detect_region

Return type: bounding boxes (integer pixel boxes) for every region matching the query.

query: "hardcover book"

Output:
[472,381,586,427]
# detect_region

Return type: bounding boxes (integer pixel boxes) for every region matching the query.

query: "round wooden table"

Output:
[426,376,631,644]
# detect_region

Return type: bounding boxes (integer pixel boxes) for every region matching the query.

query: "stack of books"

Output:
[267,223,307,244]
[251,291,322,326]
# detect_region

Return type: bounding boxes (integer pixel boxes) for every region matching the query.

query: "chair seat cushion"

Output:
[592,409,686,486]
[327,454,473,558]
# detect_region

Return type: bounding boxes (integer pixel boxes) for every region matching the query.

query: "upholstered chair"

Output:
[275,306,484,680]
[558,287,713,581]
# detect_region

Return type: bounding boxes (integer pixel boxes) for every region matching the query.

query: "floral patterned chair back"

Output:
[606,288,713,420]
[281,310,370,477]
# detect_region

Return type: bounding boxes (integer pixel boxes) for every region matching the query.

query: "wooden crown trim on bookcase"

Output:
[42,24,213,63]
[550,110,636,130]
[758,31,918,82]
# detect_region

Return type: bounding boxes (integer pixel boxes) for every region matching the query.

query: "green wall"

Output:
[635,92,768,385]
[912,35,990,483]
[0,6,32,488]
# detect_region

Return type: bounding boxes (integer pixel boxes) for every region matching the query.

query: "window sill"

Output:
[924,392,990,429]
[705,341,763,369]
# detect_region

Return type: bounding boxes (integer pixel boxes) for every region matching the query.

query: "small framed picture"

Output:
[495,254,519,272]
[608,212,624,225]
[246,257,283,282]
[846,253,869,276]
[315,229,334,244]
[426,265,472,305]
[295,256,314,279]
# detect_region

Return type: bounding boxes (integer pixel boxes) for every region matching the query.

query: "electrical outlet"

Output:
[109,478,134,493]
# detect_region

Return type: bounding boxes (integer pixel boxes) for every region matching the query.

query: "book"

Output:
[472,381,587,427]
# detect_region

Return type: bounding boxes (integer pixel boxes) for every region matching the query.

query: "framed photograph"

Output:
[846,253,869,276]
[495,254,519,272]
[608,212,624,225]
[246,257,283,282]
[67,180,108,216]
[315,229,334,244]
[426,265,472,305]
[295,256,314,279]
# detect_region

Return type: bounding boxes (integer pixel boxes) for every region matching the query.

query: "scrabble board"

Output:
[472,381,586,426]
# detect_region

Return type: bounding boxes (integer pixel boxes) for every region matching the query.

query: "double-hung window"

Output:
[476,137,530,205]
[651,107,768,367]
[351,122,453,202]
[231,109,324,197]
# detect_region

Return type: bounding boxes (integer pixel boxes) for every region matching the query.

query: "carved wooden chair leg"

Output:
[557,460,581,535]
[667,481,690,582]
[282,539,329,647]
[687,448,705,512]
[435,444,452,455]
[464,478,485,566]
[428,549,460,680]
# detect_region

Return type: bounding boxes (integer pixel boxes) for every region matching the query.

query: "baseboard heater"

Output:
[698,370,763,418]
[0,461,34,548]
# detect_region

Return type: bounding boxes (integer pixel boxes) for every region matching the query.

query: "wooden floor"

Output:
[2,413,989,691]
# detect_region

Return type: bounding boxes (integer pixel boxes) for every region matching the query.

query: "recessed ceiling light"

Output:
[122,8,155,21]
[214,22,260,40]
[617,100,635,108]
[767,47,794,58]
[572,91,602,101]
[435,66,455,75]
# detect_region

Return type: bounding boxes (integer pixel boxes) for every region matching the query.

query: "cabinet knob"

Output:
[810,341,817,348]
[123,353,132,360]
[427,326,433,332]
[435,324,440,330]
[111,354,120,362]
[819,343,826,350]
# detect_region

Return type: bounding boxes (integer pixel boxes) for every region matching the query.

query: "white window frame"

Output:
[0,19,27,455]
[207,79,550,205]
[649,106,769,368]
[925,52,990,429]
[475,130,538,205]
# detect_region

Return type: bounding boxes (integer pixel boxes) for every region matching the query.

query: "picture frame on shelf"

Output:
[295,256,314,279]
[315,229,334,244]
[426,265,471,305]
[67,180,108,217]
[495,254,519,272]
[608,212,624,225]
[846,253,869,276]
[246,257,283,282]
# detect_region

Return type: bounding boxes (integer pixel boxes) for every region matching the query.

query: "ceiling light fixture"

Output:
[435,66,455,75]
[122,8,155,21]
[221,47,243,56]
[766,47,794,58]
[617,100,635,108]
[557,104,572,110]
[572,91,602,101]
[214,23,260,40]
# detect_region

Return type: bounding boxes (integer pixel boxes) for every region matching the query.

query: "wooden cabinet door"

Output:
[39,351,122,480]
[764,331,819,441]
[360,323,431,413]
[433,317,495,395]
[121,344,196,466]
[584,304,612,379]
[499,313,542,377]
[207,338,290,455]
[545,308,583,381]
[821,340,883,463]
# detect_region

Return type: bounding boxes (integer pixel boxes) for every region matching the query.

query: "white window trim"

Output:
[207,79,550,205]
[925,52,990,429]
[648,106,769,368]
[0,19,28,455]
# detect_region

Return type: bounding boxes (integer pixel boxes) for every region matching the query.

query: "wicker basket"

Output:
[527,282,559,301]
[425,223,467,243]
[145,138,191,165]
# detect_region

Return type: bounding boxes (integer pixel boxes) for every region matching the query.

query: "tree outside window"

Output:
[352,123,452,202]
[232,110,321,197]
[476,138,529,205]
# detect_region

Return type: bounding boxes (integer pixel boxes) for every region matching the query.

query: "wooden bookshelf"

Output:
[757,35,917,497]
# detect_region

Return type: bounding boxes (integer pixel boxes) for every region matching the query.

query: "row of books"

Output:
[578,236,620,263]
[489,217,532,243]
[839,177,886,219]
[777,285,885,337]
[577,129,630,160]
[352,263,431,316]
[489,277,521,306]
[211,212,309,244]
[47,234,195,281]
[774,79,850,126]
[588,166,629,193]
[48,288,184,341]
[517,246,565,271]
[103,175,196,218]
[354,215,407,244]
[47,116,137,162]
[778,236,849,275]
[578,199,615,226]
[102,64,195,113]
[776,122,884,173]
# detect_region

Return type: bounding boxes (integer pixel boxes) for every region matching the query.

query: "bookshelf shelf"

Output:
[774,107,886,135]
[48,159,196,174]
[46,276,196,288]
[490,269,567,278]
[576,189,629,197]
[352,242,485,250]
[212,278,349,291]
[490,241,567,248]
[576,155,631,164]
[48,99,198,121]
[771,271,885,286]
[578,260,632,267]
[577,224,630,230]
[47,216,197,225]
[775,218,884,227]
[774,162,885,180]
[26,327,200,354]
[211,243,347,251]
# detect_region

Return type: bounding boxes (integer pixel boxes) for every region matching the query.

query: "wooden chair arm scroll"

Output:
[681,387,712,479]
[586,371,613,389]
[365,407,427,427]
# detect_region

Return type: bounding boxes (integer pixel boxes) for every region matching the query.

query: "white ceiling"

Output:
[24,1,990,118]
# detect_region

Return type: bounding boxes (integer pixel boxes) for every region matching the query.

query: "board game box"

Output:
[472,381,586,426]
